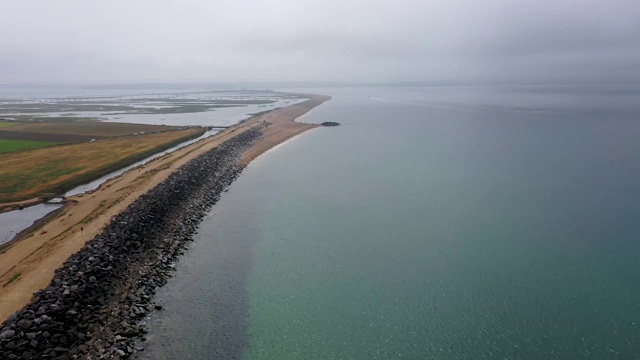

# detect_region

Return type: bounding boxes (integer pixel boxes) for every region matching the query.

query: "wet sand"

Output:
[0,94,330,322]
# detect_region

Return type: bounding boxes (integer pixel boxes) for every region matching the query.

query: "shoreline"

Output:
[0,94,330,326]
[1,127,265,358]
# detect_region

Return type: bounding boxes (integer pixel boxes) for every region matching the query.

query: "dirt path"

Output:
[0,94,330,322]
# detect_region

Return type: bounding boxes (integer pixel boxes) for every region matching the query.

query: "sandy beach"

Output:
[0,94,330,323]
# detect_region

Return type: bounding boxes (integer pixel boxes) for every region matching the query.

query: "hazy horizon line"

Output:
[2,80,640,91]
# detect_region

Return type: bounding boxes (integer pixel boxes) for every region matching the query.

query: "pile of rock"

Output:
[0,126,265,359]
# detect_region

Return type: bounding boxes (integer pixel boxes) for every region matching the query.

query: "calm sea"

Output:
[140,86,640,359]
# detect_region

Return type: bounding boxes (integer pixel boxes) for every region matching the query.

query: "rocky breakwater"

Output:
[0,125,265,359]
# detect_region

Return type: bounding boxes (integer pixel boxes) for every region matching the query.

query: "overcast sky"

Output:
[1,0,639,85]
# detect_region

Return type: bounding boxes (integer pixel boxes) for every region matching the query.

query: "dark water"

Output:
[0,203,62,244]
[141,86,640,359]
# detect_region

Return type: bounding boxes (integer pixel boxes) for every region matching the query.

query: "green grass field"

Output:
[0,139,58,153]
[0,122,17,128]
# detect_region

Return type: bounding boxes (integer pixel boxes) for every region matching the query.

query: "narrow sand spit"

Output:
[0,94,330,322]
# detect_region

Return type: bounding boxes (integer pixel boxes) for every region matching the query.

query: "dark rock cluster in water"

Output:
[321,122,340,127]
[0,126,265,359]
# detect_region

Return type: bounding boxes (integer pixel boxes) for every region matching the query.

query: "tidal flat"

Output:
[0,90,305,126]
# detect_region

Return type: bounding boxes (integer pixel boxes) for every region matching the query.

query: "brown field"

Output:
[0,128,204,203]
[0,129,95,143]
[0,121,180,138]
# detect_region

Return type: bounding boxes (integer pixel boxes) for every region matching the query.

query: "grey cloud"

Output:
[0,0,639,84]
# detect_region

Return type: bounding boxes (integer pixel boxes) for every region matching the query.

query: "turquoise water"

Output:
[142,86,640,359]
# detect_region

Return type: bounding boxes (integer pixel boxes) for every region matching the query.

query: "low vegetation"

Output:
[0,121,17,128]
[3,272,21,287]
[1,121,181,137]
[0,103,139,113]
[5,116,104,123]
[0,139,58,153]
[0,128,204,203]
[107,104,235,115]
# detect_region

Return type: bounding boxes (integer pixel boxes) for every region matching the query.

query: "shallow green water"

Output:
[142,86,640,359]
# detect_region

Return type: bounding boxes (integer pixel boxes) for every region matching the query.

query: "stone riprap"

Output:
[0,125,265,359]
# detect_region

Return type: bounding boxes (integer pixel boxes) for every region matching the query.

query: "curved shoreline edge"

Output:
[0,94,331,359]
